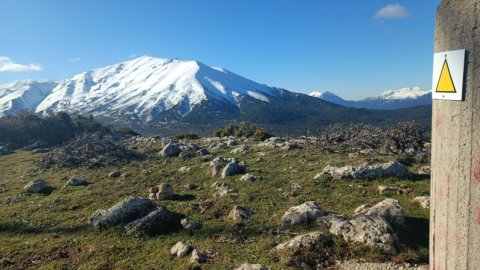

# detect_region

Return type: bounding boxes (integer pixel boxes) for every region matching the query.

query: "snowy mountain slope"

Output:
[309,87,431,110]
[0,80,58,116]
[32,56,277,122]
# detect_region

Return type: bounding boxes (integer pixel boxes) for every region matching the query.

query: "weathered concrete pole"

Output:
[431,0,480,269]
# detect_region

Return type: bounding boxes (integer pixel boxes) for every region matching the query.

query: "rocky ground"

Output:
[0,134,430,269]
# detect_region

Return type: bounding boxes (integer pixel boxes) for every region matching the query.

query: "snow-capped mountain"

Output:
[309,87,431,110]
[0,80,59,116]
[0,56,432,133]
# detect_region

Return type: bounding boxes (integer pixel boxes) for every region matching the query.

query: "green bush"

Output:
[174,132,199,140]
[213,122,274,141]
[0,112,109,149]
[116,126,139,136]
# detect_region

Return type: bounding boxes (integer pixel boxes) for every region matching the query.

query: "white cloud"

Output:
[374,4,410,19]
[0,56,43,72]
[68,57,81,63]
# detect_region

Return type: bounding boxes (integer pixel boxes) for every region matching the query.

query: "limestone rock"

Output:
[228,205,253,221]
[354,198,405,226]
[160,143,182,157]
[317,214,399,255]
[181,218,202,230]
[417,166,431,175]
[211,182,237,197]
[154,183,174,200]
[124,206,174,235]
[239,173,261,182]
[231,145,251,154]
[24,179,50,193]
[88,196,156,229]
[275,231,332,250]
[108,170,121,178]
[280,201,325,228]
[413,196,430,209]
[377,185,411,195]
[321,161,411,180]
[234,263,272,270]
[221,159,246,178]
[66,176,89,186]
[189,248,207,264]
[170,241,192,258]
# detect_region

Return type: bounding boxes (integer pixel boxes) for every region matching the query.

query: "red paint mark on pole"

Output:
[476,207,480,225]
[447,173,452,183]
[473,156,480,183]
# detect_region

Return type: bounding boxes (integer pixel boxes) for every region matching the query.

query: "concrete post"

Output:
[431,0,480,269]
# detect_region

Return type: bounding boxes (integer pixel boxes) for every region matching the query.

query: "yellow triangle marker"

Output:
[436,59,456,93]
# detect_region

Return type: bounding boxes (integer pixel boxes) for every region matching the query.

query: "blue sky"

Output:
[0,0,439,99]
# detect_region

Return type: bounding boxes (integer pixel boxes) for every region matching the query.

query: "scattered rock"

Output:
[170,241,192,258]
[178,166,191,173]
[275,231,332,250]
[88,196,156,229]
[317,214,399,254]
[184,183,199,190]
[281,142,300,151]
[413,196,430,209]
[227,139,239,146]
[280,201,325,228]
[239,173,261,182]
[189,248,207,264]
[221,159,246,178]
[160,143,182,157]
[66,176,89,186]
[231,145,251,154]
[377,185,411,195]
[24,179,50,193]
[211,182,237,197]
[234,263,271,270]
[124,206,174,235]
[354,198,405,226]
[149,183,174,200]
[321,161,411,180]
[417,166,431,175]
[181,218,202,230]
[196,148,210,156]
[108,170,121,178]
[228,205,253,221]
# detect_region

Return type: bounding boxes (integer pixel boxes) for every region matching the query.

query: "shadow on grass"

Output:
[395,216,429,250]
[173,194,195,201]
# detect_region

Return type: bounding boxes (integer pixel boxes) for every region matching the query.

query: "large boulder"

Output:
[317,214,399,255]
[24,179,50,193]
[354,198,405,226]
[88,196,156,229]
[160,143,182,157]
[321,161,411,180]
[124,206,174,235]
[280,201,325,228]
[239,173,261,182]
[275,231,332,250]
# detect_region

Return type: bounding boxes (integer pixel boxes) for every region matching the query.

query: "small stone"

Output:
[108,170,121,178]
[156,183,174,200]
[239,173,261,181]
[66,176,89,186]
[179,166,191,173]
[24,179,50,193]
[413,196,430,209]
[181,218,202,230]
[228,205,253,221]
[417,166,431,175]
[234,263,271,270]
[190,248,207,264]
[170,241,192,258]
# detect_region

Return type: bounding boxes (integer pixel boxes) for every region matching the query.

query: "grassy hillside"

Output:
[0,136,430,269]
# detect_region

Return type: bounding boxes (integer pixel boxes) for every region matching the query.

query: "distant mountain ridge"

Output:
[309,87,431,110]
[0,56,431,135]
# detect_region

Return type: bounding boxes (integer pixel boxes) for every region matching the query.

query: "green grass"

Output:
[0,141,430,269]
